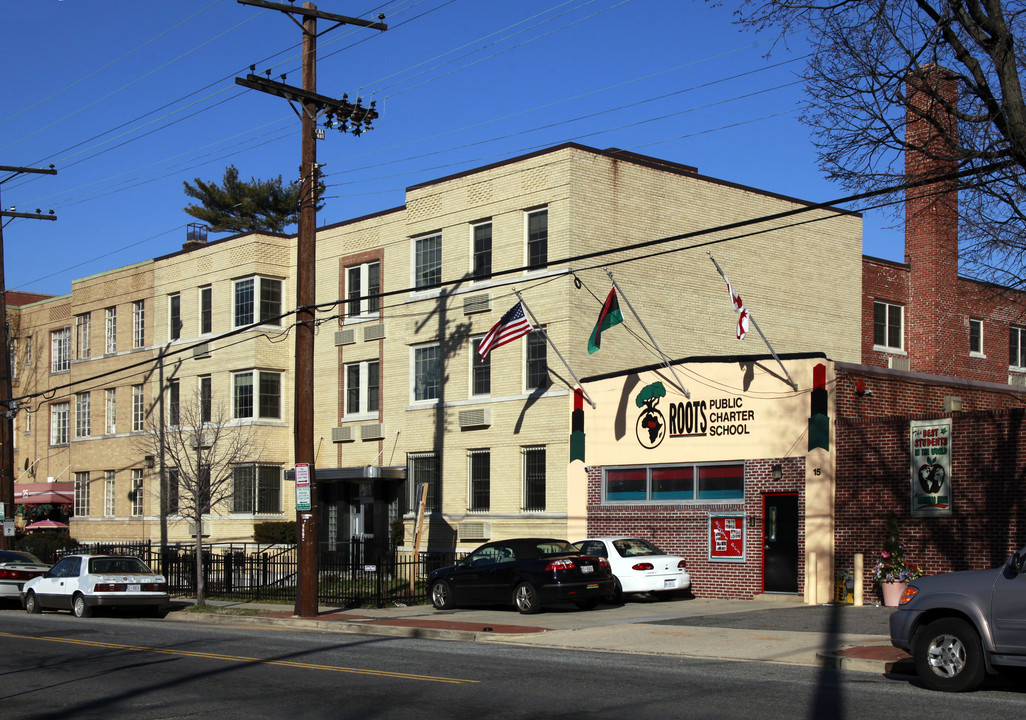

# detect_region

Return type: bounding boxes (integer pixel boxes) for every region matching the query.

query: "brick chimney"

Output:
[904,64,960,375]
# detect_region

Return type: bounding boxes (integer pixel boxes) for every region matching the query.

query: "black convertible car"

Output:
[428,538,613,614]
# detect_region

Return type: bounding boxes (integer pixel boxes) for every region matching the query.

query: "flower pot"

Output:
[881,580,908,607]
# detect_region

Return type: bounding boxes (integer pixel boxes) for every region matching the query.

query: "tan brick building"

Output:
[9,143,863,550]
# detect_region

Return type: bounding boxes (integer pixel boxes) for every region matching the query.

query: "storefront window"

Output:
[604,463,743,503]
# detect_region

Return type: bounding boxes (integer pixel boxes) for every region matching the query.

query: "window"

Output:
[233,370,282,419]
[472,221,492,280]
[969,318,983,356]
[523,446,546,511]
[105,388,117,434]
[603,463,744,503]
[469,450,490,512]
[409,453,441,513]
[527,208,548,267]
[231,464,282,514]
[74,471,90,516]
[50,402,69,445]
[234,276,282,328]
[1012,326,1026,369]
[412,344,441,402]
[169,293,182,341]
[25,335,32,366]
[471,338,490,396]
[75,313,91,359]
[104,470,116,517]
[168,378,180,426]
[9,338,16,381]
[873,300,903,350]
[165,468,180,516]
[526,331,549,390]
[199,375,212,423]
[105,306,117,353]
[413,234,442,290]
[75,392,90,438]
[132,300,145,348]
[131,469,144,516]
[51,327,71,373]
[132,384,145,431]
[345,360,380,417]
[346,261,380,318]
[200,285,212,334]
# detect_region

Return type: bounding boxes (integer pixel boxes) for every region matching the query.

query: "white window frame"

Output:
[169,292,182,341]
[75,313,91,359]
[1011,326,1026,370]
[411,233,442,291]
[199,374,212,424]
[75,392,91,438]
[132,384,145,432]
[344,360,380,419]
[232,369,283,420]
[522,446,546,511]
[969,318,984,357]
[873,300,904,352]
[231,463,283,515]
[105,388,117,434]
[74,471,90,516]
[51,327,71,373]
[471,220,492,282]
[411,343,441,403]
[132,300,145,348]
[105,306,117,354]
[104,470,116,517]
[50,402,69,445]
[468,449,490,512]
[199,285,213,335]
[233,276,283,329]
[525,207,548,269]
[525,330,549,391]
[345,261,381,320]
[131,469,144,516]
[470,337,490,397]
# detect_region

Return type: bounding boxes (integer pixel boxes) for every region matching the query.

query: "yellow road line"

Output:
[0,631,477,685]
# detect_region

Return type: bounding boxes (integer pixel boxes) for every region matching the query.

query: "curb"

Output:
[817,645,915,674]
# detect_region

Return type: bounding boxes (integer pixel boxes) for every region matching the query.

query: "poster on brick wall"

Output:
[909,418,952,517]
[708,513,745,562]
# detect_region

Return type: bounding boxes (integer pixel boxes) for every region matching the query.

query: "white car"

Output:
[0,550,50,601]
[22,554,169,618]
[574,538,691,603]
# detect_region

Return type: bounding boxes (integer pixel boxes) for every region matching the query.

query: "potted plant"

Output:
[871,513,924,606]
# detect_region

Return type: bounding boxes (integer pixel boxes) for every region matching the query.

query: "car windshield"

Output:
[612,538,664,558]
[535,540,577,556]
[88,557,153,574]
[0,550,44,564]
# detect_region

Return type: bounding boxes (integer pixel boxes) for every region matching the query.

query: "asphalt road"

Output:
[2,609,1023,719]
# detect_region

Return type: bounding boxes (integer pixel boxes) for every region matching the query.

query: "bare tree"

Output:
[140,391,254,605]
[735,0,1026,286]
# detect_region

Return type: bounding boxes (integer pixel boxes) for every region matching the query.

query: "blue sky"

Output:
[1,0,904,296]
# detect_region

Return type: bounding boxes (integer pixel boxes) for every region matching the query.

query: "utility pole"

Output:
[236,0,385,618]
[0,164,56,550]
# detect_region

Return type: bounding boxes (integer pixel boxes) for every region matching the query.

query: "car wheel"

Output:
[24,591,42,614]
[913,617,986,692]
[72,593,93,618]
[430,580,455,610]
[575,598,599,610]
[513,582,541,614]
[605,576,624,605]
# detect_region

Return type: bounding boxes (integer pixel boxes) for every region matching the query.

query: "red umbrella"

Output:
[25,519,70,530]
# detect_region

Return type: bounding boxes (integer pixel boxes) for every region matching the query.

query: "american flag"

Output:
[478,301,533,359]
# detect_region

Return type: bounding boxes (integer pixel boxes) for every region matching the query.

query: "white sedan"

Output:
[574,538,691,603]
[22,554,169,618]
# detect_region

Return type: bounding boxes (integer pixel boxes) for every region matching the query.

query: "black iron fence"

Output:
[55,539,459,608]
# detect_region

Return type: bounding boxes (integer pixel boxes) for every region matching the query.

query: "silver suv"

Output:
[889,545,1026,691]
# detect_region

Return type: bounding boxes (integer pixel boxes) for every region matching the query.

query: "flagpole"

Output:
[514,290,597,409]
[606,270,691,399]
[708,253,798,391]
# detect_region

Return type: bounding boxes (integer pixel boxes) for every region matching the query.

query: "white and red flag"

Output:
[725,278,749,340]
[478,301,533,359]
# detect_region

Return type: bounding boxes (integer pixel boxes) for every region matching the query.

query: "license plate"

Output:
[581,565,594,574]
[663,579,675,589]
[128,584,141,592]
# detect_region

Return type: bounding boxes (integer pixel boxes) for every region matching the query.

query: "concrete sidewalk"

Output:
[163,596,913,675]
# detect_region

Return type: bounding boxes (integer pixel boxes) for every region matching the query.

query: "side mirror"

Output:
[1007,551,1023,576]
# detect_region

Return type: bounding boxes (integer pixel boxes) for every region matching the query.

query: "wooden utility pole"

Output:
[0,164,56,550]
[236,0,385,618]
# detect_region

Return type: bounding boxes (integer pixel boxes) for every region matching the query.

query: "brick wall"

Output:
[836,407,1026,604]
[586,457,806,600]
